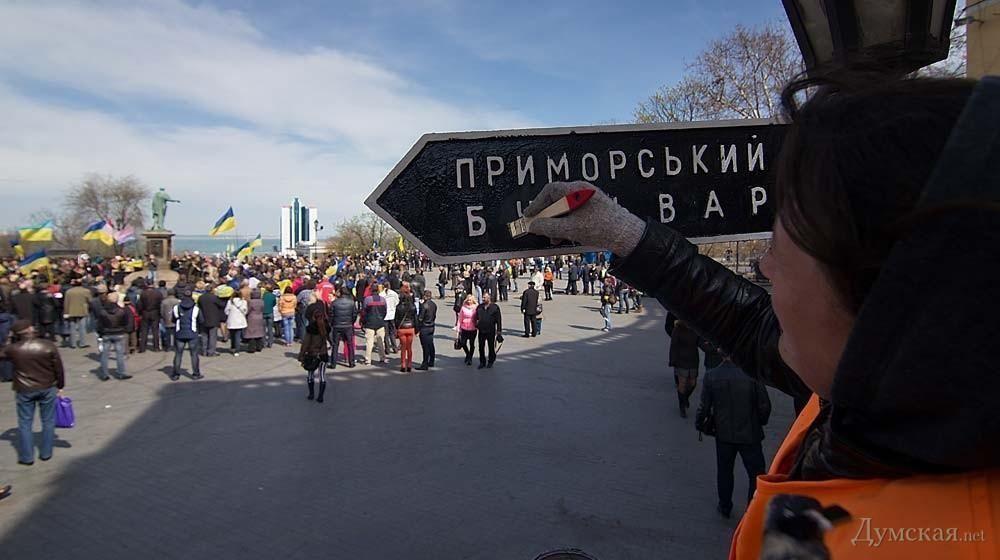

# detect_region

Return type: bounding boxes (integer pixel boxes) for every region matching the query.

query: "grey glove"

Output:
[524,181,647,258]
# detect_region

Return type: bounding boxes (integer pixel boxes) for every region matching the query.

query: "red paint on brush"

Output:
[565,189,595,211]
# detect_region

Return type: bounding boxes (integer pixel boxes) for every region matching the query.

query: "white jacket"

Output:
[383,289,399,321]
[225,297,249,329]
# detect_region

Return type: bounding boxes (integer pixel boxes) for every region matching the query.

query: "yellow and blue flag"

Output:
[9,237,25,259]
[18,220,54,242]
[19,250,50,273]
[234,234,261,260]
[396,235,405,253]
[82,220,115,246]
[209,207,236,236]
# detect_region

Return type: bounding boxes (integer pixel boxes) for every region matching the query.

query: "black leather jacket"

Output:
[612,221,911,481]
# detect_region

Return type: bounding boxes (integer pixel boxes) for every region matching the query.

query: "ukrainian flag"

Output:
[82,220,115,246]
[18,220,54,242]
[234,234,261,260]
[19,250,50,273]
[9,237,25,259]
[209,207,236,236]
[396,235,405,253]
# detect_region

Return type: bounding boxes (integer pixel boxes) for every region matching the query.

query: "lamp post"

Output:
[782,0,957,75]
[312,219,323,259]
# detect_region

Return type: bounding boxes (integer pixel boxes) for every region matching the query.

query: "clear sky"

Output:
[0,0,789,235]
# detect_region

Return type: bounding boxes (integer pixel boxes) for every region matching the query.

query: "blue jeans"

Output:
[602,304,613,330]
[230,328,243,353]
[174,337,201,375]
[264,317,274,347]
[67,317,88,348]
[16,387,58,463]
[282,316,294,343]
[100,334,127,378]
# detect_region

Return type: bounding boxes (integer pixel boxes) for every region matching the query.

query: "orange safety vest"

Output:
[731,395,999,558]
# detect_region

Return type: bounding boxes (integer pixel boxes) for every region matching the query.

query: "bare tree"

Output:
[635,23,802,123]
[327,211,395,253]
[64,174,150,232]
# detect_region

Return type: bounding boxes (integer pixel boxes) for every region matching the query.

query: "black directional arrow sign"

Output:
[366,120,786,264]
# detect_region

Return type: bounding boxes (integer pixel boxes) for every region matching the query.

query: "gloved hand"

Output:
[524,181,647,258]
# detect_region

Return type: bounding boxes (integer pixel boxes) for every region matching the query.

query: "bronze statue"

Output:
[151,187,180,231]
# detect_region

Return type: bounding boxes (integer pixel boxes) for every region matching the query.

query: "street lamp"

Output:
[782,0,957,75]
[312,219,324,259]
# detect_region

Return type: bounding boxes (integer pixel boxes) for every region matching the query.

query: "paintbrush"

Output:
[507,188,595,239]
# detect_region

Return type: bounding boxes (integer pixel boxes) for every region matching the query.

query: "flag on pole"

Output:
[209,207,236,236]
[18,220,54,242]
[82,220,115,246]
[115,225,137,244]
[19,250,50,273]
[235,233,262,260]
[9,237,25,259]
[397,235,405,253]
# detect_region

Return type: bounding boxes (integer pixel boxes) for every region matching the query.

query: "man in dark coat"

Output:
[415,290,437,370]
[485,270,499,303]
[11,282,34,322]
[95,292,133,381]
[32,285,58,340]
[197,286,225,356]
[696,360,771,518]
[567,263,580,295]
[520,281,539,337]
[668,316,701,417]
[475,293,503,369]
[137,280,163,352]
[436,266,448,299]
[328,287,357,368]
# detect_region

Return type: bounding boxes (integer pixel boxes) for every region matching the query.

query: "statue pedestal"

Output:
[144,230,175,268]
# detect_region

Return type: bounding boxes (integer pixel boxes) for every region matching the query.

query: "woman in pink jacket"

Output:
[455,294,478,366]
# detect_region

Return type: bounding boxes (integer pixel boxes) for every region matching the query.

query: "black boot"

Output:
[677,390,687,418]
[316,381,327,403]
[307,381,315,400]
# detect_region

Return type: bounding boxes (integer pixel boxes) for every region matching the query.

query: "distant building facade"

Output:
[279,197,319,253]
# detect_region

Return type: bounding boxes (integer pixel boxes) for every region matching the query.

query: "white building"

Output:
[279,197,320,254]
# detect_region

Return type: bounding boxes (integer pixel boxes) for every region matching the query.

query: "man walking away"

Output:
[437,267,448,299]
[415,290,437,370]
[329,287,357,368]
[62,278,92,349]
[362,284,387,365]
[696,359,771,518]
[197,285,224,356]
[137,279,163,352]
[668,317,700,418]
[520,281,539,337]
[95,292,132,380]
[2,320,65,465]
[160,288,180,352]
[475,293,503,369]
[172,288,203,380]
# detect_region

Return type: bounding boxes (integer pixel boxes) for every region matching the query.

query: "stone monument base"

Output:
[145,230,175,265]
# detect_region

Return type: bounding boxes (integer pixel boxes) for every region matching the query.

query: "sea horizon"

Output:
[171,234,281,255]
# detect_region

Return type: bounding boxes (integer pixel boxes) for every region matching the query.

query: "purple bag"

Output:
[55,395,75,428]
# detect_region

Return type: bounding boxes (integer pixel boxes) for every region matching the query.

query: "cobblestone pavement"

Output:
[0,292,795,559]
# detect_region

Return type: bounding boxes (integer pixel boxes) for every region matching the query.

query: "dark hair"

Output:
[775,74,976,313]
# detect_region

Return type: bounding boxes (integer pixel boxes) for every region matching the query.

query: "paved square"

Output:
[0,294,795,559]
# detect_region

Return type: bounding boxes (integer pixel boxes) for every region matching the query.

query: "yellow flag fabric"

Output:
[18,221,54,242]
[209,207,236,236]
[19,250,50,273]
[397,235,405,253]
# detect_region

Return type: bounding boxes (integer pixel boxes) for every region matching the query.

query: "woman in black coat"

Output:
[668,316,700,418]
[299,294,329,403]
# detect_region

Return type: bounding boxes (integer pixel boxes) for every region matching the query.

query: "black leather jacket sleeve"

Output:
[611,220,812,401]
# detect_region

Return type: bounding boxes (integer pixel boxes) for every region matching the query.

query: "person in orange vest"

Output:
[524,74,999,558]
